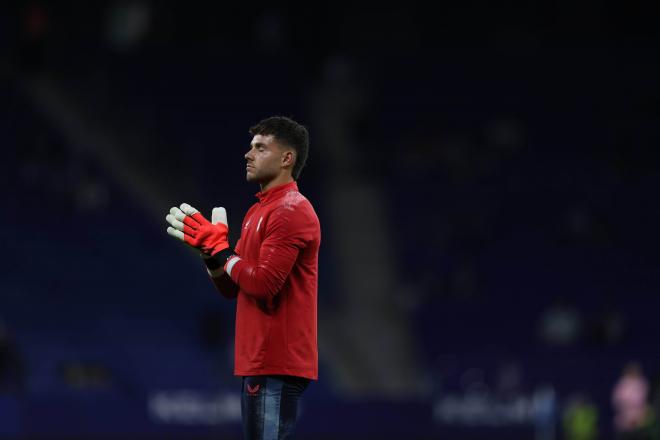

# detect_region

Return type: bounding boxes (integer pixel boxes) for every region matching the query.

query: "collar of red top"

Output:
[255,180,298,204]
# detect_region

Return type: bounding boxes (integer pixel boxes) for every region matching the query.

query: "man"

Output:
[165,116,320,439]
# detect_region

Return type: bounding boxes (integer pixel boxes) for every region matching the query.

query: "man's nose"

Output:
[245,150,252,160]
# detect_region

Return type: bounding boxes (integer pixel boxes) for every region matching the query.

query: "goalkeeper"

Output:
[165,116,320,440]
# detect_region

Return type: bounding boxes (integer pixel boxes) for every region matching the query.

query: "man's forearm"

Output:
[208,271,239,299]
[203,255,239,299]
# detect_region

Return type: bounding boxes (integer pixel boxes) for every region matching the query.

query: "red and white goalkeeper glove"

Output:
[166,203,230,256]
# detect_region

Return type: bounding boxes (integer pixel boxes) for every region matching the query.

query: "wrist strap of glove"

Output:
[203,248,236,270]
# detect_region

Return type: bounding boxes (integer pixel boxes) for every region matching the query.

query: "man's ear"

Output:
[282,150,296,168]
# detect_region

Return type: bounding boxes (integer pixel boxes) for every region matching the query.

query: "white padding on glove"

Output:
[179,203,199,216]
[165,214,185,231]
[166,227,185,241]
[212,207,227,226]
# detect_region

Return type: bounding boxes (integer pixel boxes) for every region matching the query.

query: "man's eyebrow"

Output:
[251,142,267,148]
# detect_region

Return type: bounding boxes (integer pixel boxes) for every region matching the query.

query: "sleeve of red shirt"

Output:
[227,206,312,300]
[210,273,239,299]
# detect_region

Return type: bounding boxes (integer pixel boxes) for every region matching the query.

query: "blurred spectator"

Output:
[538,297,582,347]
[532,383,557,440]
[612,361,651,439]
[562,393,599,440]
[0,321,24,394]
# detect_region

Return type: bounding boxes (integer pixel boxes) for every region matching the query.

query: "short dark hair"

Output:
[249,116,309,180]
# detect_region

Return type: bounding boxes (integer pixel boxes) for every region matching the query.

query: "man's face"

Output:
[245,134,285,184]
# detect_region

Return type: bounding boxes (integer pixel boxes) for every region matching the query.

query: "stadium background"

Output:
[1,2,660,439]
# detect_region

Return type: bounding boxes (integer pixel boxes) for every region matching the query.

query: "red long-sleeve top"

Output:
[210,181,320,380]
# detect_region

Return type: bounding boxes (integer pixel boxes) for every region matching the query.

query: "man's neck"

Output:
[260,174,294,192]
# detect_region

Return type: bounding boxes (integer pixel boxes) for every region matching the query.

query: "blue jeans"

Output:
[241,375,310,440]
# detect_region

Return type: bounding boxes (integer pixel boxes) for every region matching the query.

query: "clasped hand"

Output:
[166,203,229,256]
